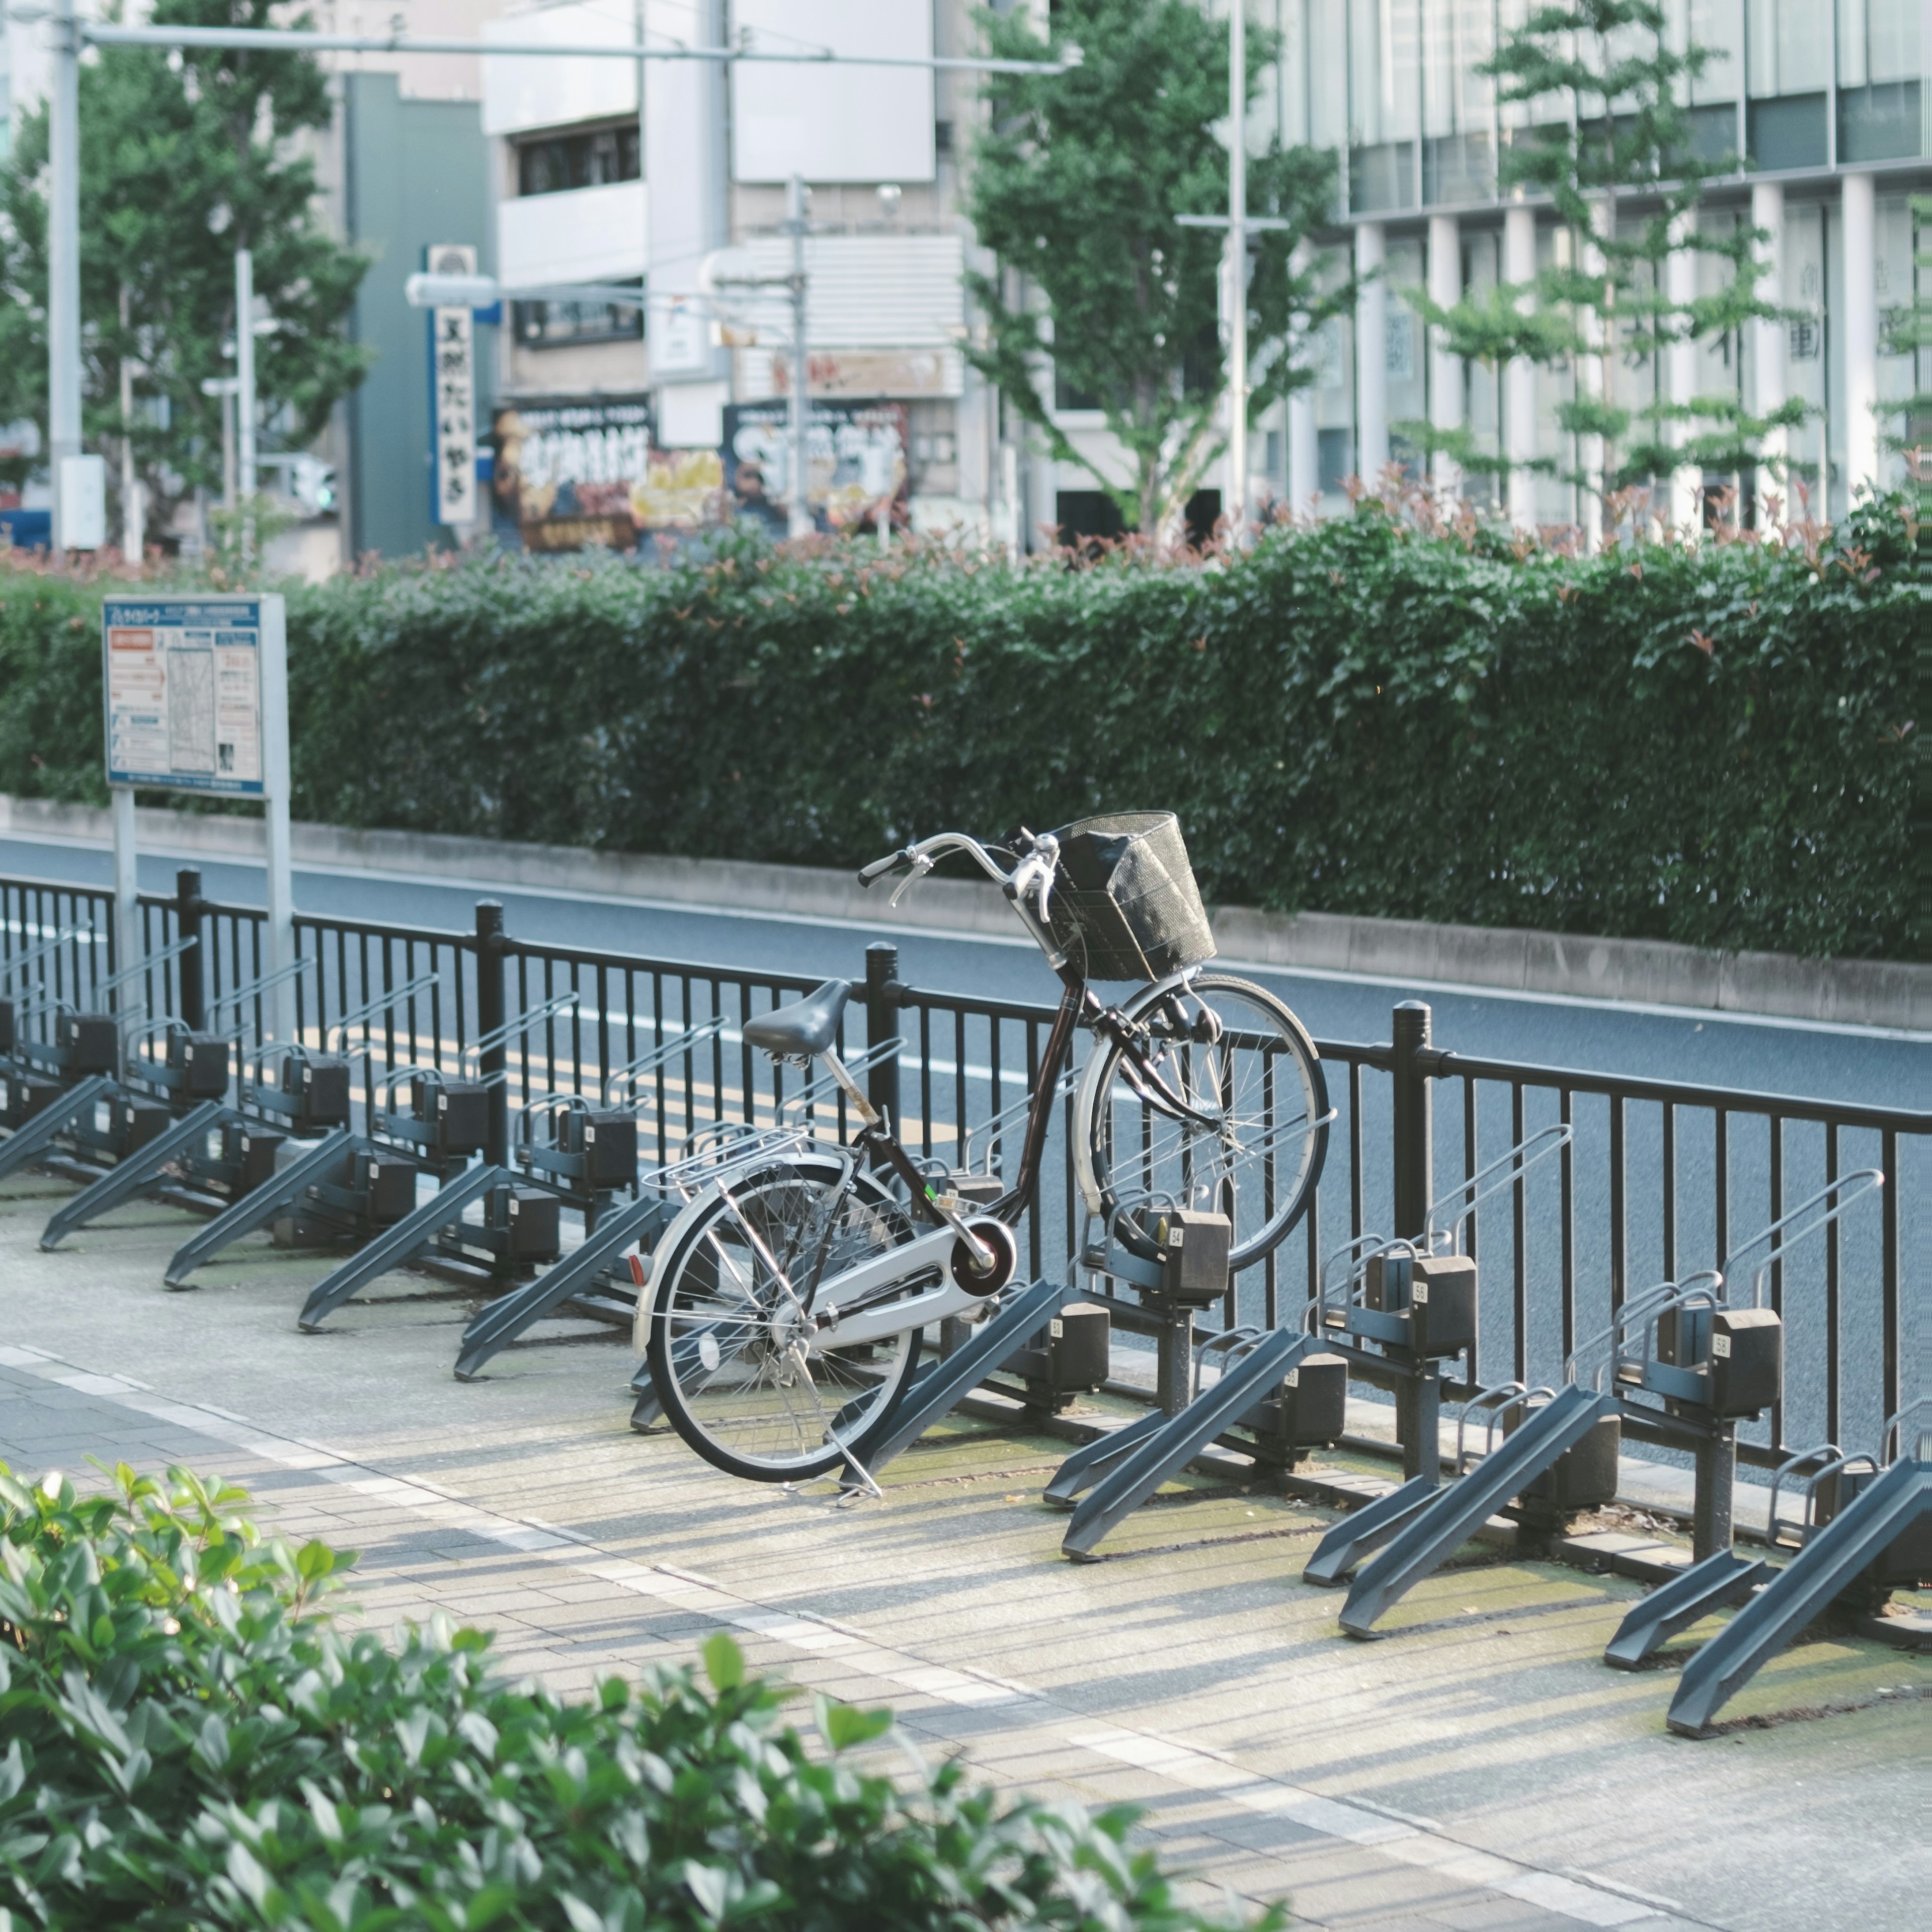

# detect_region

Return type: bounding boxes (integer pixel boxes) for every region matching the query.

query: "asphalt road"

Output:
[5,829,1926,1456]
[3,830,1922,1103]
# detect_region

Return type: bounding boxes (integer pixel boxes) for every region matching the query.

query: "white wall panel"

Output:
[498,180,648,287]
[483,3,637,136]
[732,0,934,182]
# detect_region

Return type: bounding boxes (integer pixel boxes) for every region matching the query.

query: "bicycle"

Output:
[642,812,1331,1483]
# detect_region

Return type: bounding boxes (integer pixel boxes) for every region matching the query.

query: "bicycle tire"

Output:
[1074,970,1328,1272]
[645,1153,927,1482]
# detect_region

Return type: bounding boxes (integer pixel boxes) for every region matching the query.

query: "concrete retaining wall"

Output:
[4,792,1925,1031]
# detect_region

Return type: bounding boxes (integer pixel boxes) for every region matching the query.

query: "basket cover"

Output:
[1044,812,1217,981]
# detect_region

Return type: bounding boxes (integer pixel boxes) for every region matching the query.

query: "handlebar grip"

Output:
[857,849,909,887]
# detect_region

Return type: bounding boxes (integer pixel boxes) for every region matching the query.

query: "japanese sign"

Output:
[721,400,908,534]
[429,243,478,526]
[490,395,725,550]
[102,595,282,796]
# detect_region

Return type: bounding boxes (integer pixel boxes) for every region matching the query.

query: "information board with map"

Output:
[102,596,281,796]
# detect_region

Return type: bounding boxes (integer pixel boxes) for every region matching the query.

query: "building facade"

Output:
[1241,0,1928,529]
[478,0,993,551]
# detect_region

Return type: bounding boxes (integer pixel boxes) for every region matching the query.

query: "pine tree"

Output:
[0,0,370,547]
[1402,0,1804,522]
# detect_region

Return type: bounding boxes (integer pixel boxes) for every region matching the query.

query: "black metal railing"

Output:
[3,866,1923,1472]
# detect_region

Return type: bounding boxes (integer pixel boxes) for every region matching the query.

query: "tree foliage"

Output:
[964,0,1346,535]
[0,0,370,543]
[0,1460,1270,1929]
[1406,0,1803,507]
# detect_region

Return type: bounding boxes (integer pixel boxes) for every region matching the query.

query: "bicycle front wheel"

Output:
[1075,971,1328,1272]
[645,1154,926,1482]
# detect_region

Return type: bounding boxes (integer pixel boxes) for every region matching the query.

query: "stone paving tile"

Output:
[4,1196,1925,1932]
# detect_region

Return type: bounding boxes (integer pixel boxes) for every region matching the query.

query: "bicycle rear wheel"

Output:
[645,1154,926,1482]
[1075,971,1328,1272]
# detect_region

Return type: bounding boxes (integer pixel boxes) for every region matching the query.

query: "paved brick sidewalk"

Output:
[0,1176,1923,1931]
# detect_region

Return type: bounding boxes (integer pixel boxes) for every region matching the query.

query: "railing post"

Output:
[1391,1000,1433,1237]
[176,867,205,1030]
[1391,1000,1439,1483]
[863,941,902,1134]
[475,900,508,1167]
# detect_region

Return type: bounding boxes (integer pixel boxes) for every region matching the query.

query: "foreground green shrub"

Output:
[1,494,1921,958]
[0,1461,1267,1931]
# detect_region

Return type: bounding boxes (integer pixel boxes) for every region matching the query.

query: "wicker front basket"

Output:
[1044,812,1218,982]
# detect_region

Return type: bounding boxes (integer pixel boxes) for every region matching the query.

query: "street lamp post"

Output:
[235,248,258,561]
[786,175,811,541]
[1226,0,1246,543]
[47,0,82,551]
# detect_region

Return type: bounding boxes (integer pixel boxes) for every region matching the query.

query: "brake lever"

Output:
[888,852,934,907]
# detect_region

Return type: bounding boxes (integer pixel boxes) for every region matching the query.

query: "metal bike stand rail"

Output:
[1060,1326,1337,1560]
[0,1073,118,1182]
[37,958,315,1248]
[0,935,197,1174]
[292,994,592,1329]
[456,1191,677,1380]
[157,974,443,1287]
[1602,1552,1767,1669]
[298,1159,512,1330]
[842,1275,1082,1480]
[38,1098,233,1249]
[1336,1383,1615,1636]
[1303,1476,1442,1586]
[163,1129,358,1286]
[1667,1425,1931,1734]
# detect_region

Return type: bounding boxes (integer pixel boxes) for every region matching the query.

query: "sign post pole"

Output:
[110,786,138,976]
[259,600,295,1039]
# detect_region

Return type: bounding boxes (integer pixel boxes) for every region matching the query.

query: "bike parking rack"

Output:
[1309,1124,1574,1490]
[291,993,588,1328]
[1665,1399,1931,1734]
[37,959,315,1249]
[0,936,198,1183]
[461,1030,892,1383]
[1057,1325,1342,1560]
[845,1274,1084,1479]
[1335,1382,1616,1635]
[159,973,444,1286]
[1317,1171,1885,1637]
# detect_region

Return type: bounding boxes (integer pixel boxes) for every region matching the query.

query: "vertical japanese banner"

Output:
[428,242,478,527]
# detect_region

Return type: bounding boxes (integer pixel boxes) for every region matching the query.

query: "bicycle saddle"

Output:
[742,979,851,1059]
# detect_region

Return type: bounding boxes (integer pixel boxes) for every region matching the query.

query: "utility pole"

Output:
[47,0,82,551]
[785,175,812,539]
[119,285,144,563]
[1225,0,1247,544]
[235,248,258,564]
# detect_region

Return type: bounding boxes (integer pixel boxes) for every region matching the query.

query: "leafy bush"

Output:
[0,1461,1267,1931]
[1,494,1922,959]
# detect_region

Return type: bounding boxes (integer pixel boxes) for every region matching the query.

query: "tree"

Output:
[0,0,371,547]
[964,0,1345,537]
[1403,0,1803,520]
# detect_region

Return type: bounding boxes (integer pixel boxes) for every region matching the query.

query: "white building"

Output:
[481,0,992,546]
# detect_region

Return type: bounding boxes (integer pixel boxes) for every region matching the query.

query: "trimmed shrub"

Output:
[0,1461,1271,1930]
[1,494,1922,959]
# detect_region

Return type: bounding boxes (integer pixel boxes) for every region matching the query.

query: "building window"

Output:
[516,124,640,196]
[512,293,643,346]
[1839,81,1922,163]
[1746,93,1827,170]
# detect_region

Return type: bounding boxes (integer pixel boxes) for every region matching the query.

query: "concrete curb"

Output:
[5,792,1926,1030]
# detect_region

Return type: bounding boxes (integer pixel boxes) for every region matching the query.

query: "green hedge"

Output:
[0,1461,1268,1931]
[2,496,1923,959]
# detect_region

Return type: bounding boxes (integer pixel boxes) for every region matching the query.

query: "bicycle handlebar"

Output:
[857,849,910,886]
